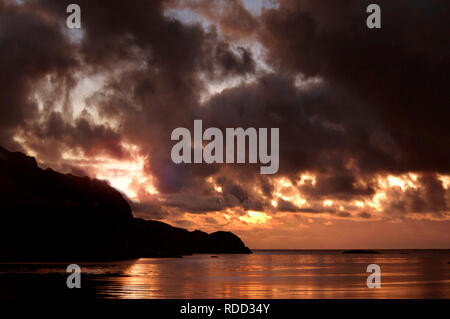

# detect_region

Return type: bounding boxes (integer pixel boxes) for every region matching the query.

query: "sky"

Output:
[0,0,449,249]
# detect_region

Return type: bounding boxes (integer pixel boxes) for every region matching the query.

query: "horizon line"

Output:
[250,248,450,250]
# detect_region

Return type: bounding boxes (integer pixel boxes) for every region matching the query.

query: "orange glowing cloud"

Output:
[239,211,272,224]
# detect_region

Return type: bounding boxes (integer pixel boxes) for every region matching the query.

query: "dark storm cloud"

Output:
[36,0,258,194]
[34,112,129,158]
[0,0,257,193]
[384,174,448,216]
[214,43,256,77]
[161,192,225,213]
[297,173,375,200]
[130,200,168,220]
[200,73,398,183]
[145,173,267,214]
[204,217,219,224]
[358,212,372,219]
[0,0,448,218]
[260,0,450,173]
[337,211,351,218]
[276,199,326,214]
[0,0,77,149]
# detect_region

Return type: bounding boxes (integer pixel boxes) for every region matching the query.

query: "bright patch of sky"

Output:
[165,0,278,27]
[242,0,278,15]
[165,8,213,29]
[63,26,84,44]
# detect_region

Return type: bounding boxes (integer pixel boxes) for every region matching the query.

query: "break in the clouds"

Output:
[1,0,449,248]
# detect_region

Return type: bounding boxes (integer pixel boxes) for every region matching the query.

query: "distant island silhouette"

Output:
[0,146,251,261]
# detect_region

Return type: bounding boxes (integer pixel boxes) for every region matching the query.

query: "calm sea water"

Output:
[1,250,450,298]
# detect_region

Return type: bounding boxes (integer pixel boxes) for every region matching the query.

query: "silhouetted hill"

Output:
[0,146,251,261]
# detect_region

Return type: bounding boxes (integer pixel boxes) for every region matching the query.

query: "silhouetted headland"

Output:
[0,146,251,261]
[342,250,381,254]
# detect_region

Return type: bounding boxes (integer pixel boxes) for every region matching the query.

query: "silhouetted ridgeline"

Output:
[0,146,251,261]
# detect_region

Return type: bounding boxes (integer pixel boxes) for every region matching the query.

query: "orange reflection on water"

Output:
[96,251,450,299]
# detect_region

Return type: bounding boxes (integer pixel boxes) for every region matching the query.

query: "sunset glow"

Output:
[2,0,449,251]
[239,211,272,224]
[60,144,158,200]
